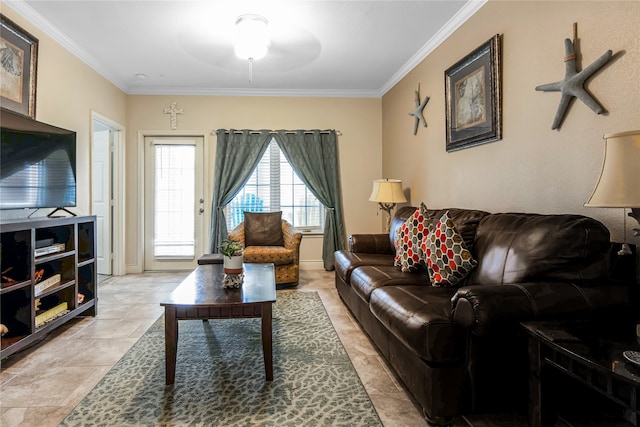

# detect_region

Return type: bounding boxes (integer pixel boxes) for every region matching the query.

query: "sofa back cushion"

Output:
[431,208,490,253]
[390,206,489,254]
[469,213,610,286]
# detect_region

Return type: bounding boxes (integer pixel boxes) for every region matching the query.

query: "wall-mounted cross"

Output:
[163,102,183,130]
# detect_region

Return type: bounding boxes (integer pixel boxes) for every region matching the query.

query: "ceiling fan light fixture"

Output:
[234,14,269,61]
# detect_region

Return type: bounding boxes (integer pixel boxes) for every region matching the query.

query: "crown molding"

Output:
[379,0,487,96]
[2,0,128,92]
[126,86,382,98]
[3,0,485,98]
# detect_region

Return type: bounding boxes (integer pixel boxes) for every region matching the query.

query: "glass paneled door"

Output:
[144,137,205,270]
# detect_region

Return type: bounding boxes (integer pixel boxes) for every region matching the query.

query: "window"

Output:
[153,142,196,257]
[225,139,325,232]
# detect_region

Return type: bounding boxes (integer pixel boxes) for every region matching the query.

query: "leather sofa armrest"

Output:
[451,281,630,336]
[349,234,394,254]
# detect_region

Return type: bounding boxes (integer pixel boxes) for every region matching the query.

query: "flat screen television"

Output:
[0,108,77,211]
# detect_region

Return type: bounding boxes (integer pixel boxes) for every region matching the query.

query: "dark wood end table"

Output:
[160,263,276,385]
[522,319,640,427]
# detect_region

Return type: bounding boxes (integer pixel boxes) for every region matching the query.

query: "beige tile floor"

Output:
[0,270,432,427]
[0,269,525,427]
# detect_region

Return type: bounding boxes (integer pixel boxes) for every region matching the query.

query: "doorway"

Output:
[143,136,205,271]
[91,113,124,277]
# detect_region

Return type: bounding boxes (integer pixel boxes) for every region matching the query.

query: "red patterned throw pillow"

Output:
[422,211,477,287]
[394,203,431,272]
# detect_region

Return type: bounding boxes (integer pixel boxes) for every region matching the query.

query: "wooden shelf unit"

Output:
[1,216,97,359]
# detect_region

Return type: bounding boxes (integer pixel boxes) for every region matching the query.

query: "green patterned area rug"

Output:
[60,291,382,426]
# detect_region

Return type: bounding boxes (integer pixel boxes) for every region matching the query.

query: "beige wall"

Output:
[1,6,382,272]
[7,0,637,273]
[382,0,640,243]
[0,7,127,220]
[124,95,382,271]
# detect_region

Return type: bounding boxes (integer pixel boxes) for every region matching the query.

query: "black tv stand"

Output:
[48,207,76,218]
[0,216,97,360]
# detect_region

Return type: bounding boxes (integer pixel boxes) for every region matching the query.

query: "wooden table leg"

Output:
[165,306,178,385]
[528,335,553,427]
[261,302,273,381]
[528,336,542,427]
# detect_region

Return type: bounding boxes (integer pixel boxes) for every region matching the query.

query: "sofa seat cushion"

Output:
[369,286,465,362]
[351,265,430,302]
[243,246,293,265]
[334,251,394,284]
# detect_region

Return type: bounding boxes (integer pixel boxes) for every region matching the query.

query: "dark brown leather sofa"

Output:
[334,206,631,425]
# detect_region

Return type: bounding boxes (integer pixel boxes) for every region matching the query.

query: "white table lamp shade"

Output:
[369,179,407,203]
[585,130,640,208]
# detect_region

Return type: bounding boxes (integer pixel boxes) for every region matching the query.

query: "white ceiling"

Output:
[3,0,485,97]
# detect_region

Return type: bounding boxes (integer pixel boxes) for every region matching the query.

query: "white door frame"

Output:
[136,130,211,273]
[90,111,126,276]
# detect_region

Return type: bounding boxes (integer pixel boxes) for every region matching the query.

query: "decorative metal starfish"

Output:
[535,38,612,130]
[409,84,429,135]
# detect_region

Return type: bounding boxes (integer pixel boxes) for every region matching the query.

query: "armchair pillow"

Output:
[244,211,285,247]
[423,211,477,287]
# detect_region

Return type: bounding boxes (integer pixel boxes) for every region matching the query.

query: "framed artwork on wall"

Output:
[445,34,502,152]
[1,14,38,119]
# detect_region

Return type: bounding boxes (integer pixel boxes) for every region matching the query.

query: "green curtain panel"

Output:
[209,129,271,252]
[274,130,346,270]
[211,129,346,270]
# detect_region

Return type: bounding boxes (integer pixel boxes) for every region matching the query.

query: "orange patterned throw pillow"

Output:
[423,211,477,286]
[394,203,431,272]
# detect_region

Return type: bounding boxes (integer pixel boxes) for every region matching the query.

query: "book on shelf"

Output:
[34,243,66,257]
[35,302,69,328]
[34,274,61,295]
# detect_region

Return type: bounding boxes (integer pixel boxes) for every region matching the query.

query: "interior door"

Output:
[144,136,205,270]
[92,126,112,275]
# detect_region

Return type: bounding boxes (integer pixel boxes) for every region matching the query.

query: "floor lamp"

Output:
[369,179,407,233]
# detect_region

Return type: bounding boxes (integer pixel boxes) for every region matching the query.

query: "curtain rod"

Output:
[211,129,342,136]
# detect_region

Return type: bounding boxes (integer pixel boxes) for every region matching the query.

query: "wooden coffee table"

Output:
[160,263,276,385]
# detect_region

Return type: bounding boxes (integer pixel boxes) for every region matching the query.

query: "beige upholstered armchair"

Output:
[228,212,303,287]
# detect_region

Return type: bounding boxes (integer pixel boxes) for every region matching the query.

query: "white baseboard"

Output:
[126,264,144,274]
[300,260,325,271]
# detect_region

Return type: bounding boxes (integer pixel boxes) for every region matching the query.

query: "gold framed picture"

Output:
[1,14,38,118]
[445,34,502,152]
